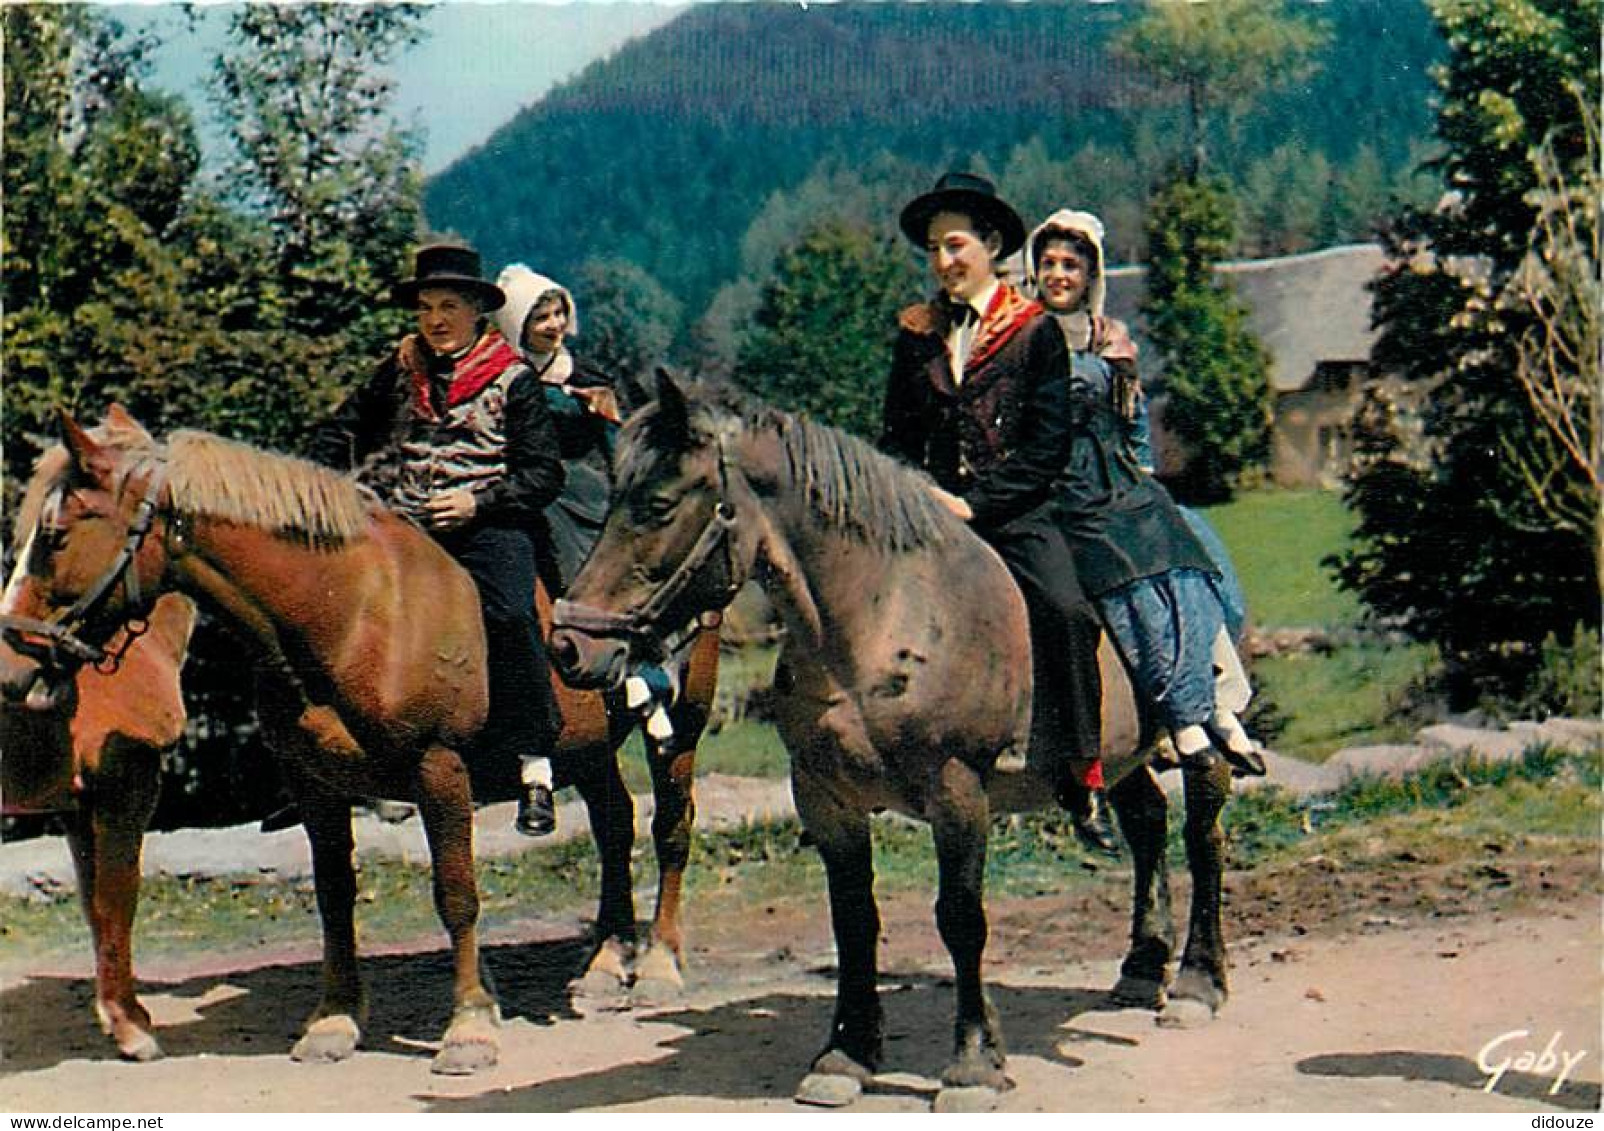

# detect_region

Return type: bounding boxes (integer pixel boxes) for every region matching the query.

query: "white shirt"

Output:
[948,278,1000,386]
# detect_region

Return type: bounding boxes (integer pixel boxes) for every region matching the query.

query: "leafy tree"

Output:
[212,5,426,336]
[1111,0,1329,176]
[570,257,684,395]
[1142,174,1272,503]
[2,6,197,483]
[733,221,919,439]
[1333,0,1600,705]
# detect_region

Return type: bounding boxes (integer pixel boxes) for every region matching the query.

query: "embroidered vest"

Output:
[382,363,528,522]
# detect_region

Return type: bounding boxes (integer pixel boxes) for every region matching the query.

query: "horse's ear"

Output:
[653,367,691,450]
[58,408,113,483]
[102,402,153,443]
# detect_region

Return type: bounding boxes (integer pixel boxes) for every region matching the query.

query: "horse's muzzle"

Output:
[548,626,630,692]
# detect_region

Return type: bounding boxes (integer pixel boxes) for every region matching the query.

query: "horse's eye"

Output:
[648,496,679,526]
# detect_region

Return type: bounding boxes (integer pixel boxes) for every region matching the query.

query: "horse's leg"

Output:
[1107,764,1175,1009]
[67,738,163,1061]
[1160,760,1233,1029]
[792,774,881,1107]
[414,744,500,1075]
[288,778,366,1065]
[929,756,1009,1104]
[633,629,718,1003]
[568,739,638,996]
[630,730,698,1005]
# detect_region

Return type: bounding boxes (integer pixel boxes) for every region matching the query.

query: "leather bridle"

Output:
[0,467,167,675]
[553,437,745,653]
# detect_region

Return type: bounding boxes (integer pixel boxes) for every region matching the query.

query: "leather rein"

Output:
[0,467,167,674]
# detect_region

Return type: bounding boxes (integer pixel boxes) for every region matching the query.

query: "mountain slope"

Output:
[425,1,1441,315]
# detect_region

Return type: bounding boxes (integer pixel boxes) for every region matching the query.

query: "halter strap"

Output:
[553,501,739,644]
[0,465,168,672]
[553,434,744,646]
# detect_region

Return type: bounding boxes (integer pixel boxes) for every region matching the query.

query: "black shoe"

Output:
[1057,782,1121,859]
[515,782,557,837]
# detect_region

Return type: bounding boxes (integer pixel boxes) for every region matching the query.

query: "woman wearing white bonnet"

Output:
[493,263,681,822]
[1026,209,1265,776]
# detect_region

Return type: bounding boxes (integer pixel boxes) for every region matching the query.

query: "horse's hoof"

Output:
[1108,975,1168,1011]
[1156,996,1214,1029]
[291,1015,360,1063]
[1160,967,1226,1027]
[434,1000,500,1074]
[795,1072,863,1107]
[627,943,685,1008]
[629,976,684,1008]
[432,1037,498,1076]
[934,1085,1002,1113]
[572,967,628,999]
[572,938,632,1000]
[118,1030,164,1063]
[940,1056,1011,1093]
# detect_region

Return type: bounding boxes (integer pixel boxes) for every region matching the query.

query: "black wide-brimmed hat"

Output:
[393,243,506,310]
[898,171,1026,258]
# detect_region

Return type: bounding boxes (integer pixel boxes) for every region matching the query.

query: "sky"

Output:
[109,2,684,174]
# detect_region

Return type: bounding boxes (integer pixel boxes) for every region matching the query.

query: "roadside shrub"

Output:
[1513,623,1602,721]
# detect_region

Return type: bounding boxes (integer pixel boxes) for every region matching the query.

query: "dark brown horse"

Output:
[551,374,1235,1109]
[0,407,717,1070]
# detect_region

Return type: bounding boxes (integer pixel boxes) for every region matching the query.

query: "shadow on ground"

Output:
[427,973,1124,1112]
[0,934,593,1075]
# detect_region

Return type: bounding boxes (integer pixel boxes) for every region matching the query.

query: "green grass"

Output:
[1252,640,1438,760]
[614,716,790,794]
[1224,746,1602,860]
[1198,488,1446,760]
[1199,489,1363,630]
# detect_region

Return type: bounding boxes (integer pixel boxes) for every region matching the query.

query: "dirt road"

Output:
[2,887,1597,1113]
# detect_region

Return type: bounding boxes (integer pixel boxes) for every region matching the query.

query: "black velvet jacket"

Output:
[878,288,1072,533]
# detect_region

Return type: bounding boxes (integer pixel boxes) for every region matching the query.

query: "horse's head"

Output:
[551,371,757,689]
[1,406,169,710]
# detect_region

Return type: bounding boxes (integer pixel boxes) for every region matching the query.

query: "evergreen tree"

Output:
[1142,174,1272,504]
[1111,0,1329,177]
[733,221,919,439]
[1333,0,1600,705]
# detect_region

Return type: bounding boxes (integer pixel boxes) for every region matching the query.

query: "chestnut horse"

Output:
[551,374,1235,1109]
[0,407,716,1070]
[0,592,196,1062]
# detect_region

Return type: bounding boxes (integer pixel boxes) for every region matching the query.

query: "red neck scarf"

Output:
[965,283,1041,374]
[403,329,522,420]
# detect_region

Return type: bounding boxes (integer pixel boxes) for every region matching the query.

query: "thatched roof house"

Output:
[1100,243,1389,487]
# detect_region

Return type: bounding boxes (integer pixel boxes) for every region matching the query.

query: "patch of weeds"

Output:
[1223,746,1601,866]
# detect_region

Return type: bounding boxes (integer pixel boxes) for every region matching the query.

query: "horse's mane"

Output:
[165,431,371,545]
[13,427,371,551]
[618,382,952,554]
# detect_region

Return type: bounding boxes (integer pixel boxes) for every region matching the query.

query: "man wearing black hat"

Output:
[879,173,1117,857]
[311,243,567,836]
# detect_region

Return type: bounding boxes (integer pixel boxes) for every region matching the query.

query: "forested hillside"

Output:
[426,0,1443,327]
